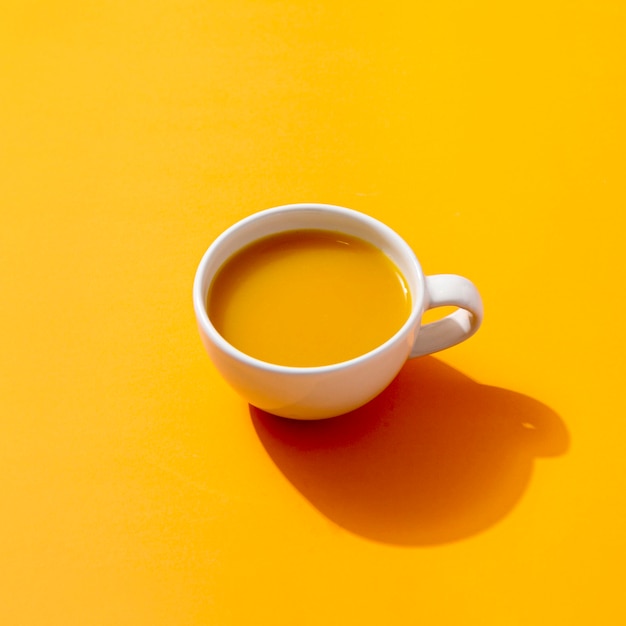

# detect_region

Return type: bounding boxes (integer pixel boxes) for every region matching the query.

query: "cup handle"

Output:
[410,274,484,358]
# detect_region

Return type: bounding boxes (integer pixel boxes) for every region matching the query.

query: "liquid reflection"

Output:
[250,357,569,546]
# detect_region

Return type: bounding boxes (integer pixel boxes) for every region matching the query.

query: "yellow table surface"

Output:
[2,2,625,624]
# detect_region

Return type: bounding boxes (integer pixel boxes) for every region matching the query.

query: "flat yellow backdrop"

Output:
[2,1,625,624]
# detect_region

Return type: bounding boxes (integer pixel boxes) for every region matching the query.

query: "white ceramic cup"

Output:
[193,203,483,419]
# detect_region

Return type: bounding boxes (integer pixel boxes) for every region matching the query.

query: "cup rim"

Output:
[193,203,425,374]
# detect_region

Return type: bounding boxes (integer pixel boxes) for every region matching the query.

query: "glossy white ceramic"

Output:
[193,204,483,419]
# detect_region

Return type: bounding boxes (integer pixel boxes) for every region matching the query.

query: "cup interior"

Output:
[193,204,425,368]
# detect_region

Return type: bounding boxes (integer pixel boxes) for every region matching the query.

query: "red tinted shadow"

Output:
[250,357,569,546]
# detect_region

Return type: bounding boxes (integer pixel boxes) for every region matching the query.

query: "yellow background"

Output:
[2,1,625,624]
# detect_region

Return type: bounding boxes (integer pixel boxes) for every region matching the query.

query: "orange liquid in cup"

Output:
[207,229,412,367]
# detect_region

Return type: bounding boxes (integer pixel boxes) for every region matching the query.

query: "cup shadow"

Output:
[250,357,569,546]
